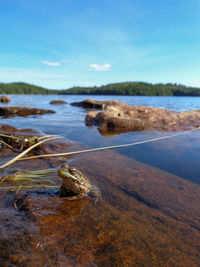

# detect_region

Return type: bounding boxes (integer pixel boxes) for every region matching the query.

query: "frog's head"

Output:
[59,163,69,172]
[58,164,80,182]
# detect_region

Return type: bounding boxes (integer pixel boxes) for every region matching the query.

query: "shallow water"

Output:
[1,95,200,185]
[1,95,200,266]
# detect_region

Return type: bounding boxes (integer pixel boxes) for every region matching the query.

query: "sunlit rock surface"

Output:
[86,103,200,133]
[0,124,200,266]
[71,99,125,109]
[0,106,55,117]
[0,96,10,103]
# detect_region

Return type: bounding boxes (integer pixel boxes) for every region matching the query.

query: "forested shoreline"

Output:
[1,81,200,96]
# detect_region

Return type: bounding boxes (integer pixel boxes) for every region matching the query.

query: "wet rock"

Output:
[2,149,200,266]
[0,123,17,132]
[0,123,79,171]
[0,106,55,117]
[0,124,41,152]
[1,124,200,265]
[71,98,125,109]
[86,103,200,133]
[49,100,67,104]
[0,96,10,103]
[0,123,39,136]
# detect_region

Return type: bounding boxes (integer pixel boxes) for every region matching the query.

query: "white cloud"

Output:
[89,63,111,71]
[41,60,61,66]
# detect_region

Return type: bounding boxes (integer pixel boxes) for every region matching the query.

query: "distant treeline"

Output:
[63,82,200,96]
[1,82,200,96]
[0,82,57,94]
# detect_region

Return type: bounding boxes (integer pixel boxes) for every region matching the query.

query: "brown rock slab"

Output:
[1,125,200,265]
[3,149,200,266]
[0,106,55,117]
[0,96,10,103]
[86,103,200,133]
[0,125,81,266]
[71,98,125,109]
[0,123,18,132]
[49,100,67,104]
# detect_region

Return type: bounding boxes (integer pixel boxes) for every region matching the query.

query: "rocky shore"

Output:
[0,96,10,103]
[0,106,55,117]
[71,98,125,109]
[82,100,200,134]
[1,98,200,266]
[0,125,200,266]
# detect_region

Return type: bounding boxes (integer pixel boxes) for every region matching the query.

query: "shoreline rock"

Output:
[1,123,200,265]
[0,106,55,117]
[71,99,125,109]
[49,100,67,104]
[0,96,10,103]
[86,102,200,133]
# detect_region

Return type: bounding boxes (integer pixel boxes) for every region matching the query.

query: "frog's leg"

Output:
[65,192,88,200]
[89,188,101,204]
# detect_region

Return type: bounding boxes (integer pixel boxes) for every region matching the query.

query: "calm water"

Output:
[1,95,200,185]
[1,95,200,265]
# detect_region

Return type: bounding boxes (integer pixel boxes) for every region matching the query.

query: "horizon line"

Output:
[1,81,200,91]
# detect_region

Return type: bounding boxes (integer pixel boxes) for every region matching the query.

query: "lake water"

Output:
[1,95,200,185]
[1,95,200,265]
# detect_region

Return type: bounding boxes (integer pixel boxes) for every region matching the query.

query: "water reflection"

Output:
[1,94,200,185]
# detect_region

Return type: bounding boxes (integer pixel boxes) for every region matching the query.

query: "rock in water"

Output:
[71,99,125,109]
[0,106,55,117]
[0,96,10,103]
[86,102,200,134]
[49,100,67,104]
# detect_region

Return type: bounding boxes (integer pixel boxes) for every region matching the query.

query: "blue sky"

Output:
[0,0,200,89]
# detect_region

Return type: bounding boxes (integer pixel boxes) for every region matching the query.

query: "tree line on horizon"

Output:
[0,82,200,96]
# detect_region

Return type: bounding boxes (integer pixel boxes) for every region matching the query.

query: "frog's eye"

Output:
[61,163,69,170]
[69,167,76,174]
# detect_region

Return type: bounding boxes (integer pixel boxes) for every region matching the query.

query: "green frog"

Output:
[58,164,101,201]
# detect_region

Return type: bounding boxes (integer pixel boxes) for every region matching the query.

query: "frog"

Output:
[58,164,101,202]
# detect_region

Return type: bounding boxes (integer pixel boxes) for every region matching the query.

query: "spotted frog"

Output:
[58,164,100,201]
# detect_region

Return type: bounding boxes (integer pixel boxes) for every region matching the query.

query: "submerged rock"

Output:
[0,96,10,103]
[71,99,125,109]
[0,106,55,117]
[0,123,17,132]
[2,149,200,266]
[49,100,67,104]
[86,103,200,133]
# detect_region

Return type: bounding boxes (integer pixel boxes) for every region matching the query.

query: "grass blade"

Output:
[0,136,61,169]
